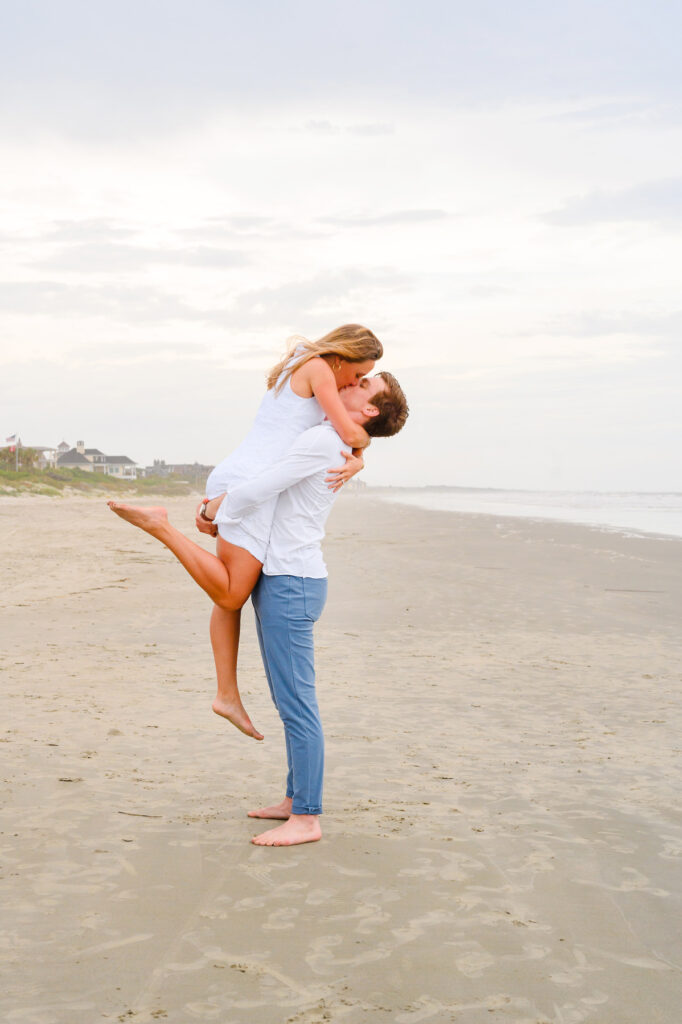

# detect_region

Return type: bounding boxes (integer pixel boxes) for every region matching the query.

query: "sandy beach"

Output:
[2,492,681,1024]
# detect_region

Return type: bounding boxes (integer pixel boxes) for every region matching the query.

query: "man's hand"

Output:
[195,499,218,537]
[325,450,364,492]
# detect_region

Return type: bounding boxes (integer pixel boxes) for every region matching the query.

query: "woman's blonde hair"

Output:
[266,324,383,393]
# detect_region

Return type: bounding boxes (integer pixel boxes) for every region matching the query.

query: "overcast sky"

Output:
[2,1,681,489]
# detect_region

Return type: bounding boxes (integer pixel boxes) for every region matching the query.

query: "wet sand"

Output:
[1,493,681,1023]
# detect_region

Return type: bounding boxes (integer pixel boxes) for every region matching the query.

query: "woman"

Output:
[108,325,382,740]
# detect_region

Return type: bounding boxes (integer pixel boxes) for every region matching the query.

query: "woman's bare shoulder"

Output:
[291,356,332,397]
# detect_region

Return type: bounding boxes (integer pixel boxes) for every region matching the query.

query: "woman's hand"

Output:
[325,450,364,492]
[195,499,218,537]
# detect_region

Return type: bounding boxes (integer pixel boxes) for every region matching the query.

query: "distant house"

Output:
[139,460,214,485]
[164,462,214,483]
[27,445,57,469]
[32,441,71,469]
[84,447,107,468]
[56,440,138,479]
[38,441,71,468]
[102,455,138,479]
[56,448,93,471]
[141,459,171,478]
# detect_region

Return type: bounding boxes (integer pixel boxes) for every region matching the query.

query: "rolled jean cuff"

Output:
[292,805,322,816]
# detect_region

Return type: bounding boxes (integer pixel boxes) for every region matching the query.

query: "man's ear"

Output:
[363,403,380,419]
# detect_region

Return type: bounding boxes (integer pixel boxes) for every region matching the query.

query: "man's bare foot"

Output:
[251,814,321,847]
[107,501,168,536]
[248,797,292,820]
[212,696,264,741]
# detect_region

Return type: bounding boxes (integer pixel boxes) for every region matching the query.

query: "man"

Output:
[204,372,408,847]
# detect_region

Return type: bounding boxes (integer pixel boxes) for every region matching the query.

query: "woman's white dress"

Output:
[205,364,324,562]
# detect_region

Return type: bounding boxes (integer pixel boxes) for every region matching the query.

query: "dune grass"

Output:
[0,468,197,498]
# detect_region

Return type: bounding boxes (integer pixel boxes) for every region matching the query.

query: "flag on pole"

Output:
[5,434,16,443]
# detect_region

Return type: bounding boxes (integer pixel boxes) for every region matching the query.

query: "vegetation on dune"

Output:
[0,446,41,471]
[0,466,197,497]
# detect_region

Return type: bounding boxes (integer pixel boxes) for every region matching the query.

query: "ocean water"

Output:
[372,488,682,540]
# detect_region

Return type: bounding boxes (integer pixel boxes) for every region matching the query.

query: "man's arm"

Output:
[220,429,341,520]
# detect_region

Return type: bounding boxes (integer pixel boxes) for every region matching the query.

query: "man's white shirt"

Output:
[218,423,350,577]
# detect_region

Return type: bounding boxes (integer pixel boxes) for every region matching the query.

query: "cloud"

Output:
[31,242,249,272]
[230,346,283,360]
[319,209,450,228]
[181,247,249,268]
[175,216,325,244]
[214,215,275,233]
[62,339,212,368]
[538,309,682,339]
[346,122,394,136]
[0,280,204,323]
[5,2,682,139]
[467,284,510,298]
[179,216,277,238]
[0,219,138,246]
[47,219,137,242]
[544,98,666,130]
[304,120,341,136]
[542,178,682,226]
[0,265,411,332]
[213,267,412,332]
[303,120,394,136]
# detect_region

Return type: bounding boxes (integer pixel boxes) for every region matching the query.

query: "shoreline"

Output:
[5,484,682,543]
[5,484,682,544]
[364,486,682,543]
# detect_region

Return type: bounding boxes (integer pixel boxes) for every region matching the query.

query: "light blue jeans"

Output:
[251,574,328,815]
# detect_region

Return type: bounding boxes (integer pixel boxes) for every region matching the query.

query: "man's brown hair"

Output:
[365,371,409,437]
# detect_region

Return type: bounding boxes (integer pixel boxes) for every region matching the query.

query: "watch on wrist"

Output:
[199,501,213,522]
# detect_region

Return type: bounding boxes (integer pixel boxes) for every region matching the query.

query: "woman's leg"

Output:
[210,605,264,740]
[107,502,260,610]
[108,501,265,739]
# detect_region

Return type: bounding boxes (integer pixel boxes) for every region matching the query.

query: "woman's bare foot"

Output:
[251,814,321,847]
[212,696,264,740]
[248,797,292,820]
[107,501,168,535]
